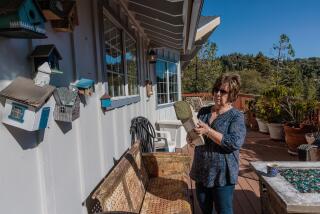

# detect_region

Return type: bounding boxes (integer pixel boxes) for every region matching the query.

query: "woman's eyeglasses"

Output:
[213,88,229,95]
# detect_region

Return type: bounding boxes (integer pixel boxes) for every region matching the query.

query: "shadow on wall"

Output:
[0,37,32,82]
[3,124,45,150]
[55,120,73,134]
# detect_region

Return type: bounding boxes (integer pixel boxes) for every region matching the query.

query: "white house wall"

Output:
[0,1,181,214]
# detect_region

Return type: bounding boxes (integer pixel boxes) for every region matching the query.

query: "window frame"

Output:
[8,103,27,123]
[156,59,179,107]
[102,8,140,109]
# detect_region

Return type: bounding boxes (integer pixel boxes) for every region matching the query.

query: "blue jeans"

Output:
[196,182,235,214]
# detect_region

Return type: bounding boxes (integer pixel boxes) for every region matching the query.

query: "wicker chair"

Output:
[85,142,192,214]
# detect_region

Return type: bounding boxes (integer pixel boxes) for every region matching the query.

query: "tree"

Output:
[182,42,222,93]
[272,34,295,85]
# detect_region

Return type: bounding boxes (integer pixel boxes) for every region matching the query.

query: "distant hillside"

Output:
[182,51,320,99]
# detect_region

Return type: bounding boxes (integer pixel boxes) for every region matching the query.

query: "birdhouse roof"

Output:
[30,44,62,60]
[0,77,55,110]
[0,0,46,20]
[75,79,94,89]
[54,87,78,106]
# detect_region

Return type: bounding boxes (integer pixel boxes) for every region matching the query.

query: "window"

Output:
[9,103,27,123]
[104,18,125,97]
[125,33,138,95]
[103,15,139,98]
[156,60,178,105]
[60,106,65,113]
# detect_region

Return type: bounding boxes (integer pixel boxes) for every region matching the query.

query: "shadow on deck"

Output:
[179,129,298,214]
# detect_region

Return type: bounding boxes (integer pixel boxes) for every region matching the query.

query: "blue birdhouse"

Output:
[75,78,95,96]
[100,93,111,109]
[0,0,47,38]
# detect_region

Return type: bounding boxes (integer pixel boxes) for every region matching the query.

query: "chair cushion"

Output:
[140,174,192,214]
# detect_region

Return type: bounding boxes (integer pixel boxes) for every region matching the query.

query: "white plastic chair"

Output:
[154,120,184,152]
[153,129,176,152]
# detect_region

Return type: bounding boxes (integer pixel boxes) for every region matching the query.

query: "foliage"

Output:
[238,69,268,94]
[258,86,291,123]
[182,42,222,93]
[182,34,320,101]
[281,96,318,127]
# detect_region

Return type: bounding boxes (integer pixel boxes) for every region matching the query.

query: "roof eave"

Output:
[185,0,204,54]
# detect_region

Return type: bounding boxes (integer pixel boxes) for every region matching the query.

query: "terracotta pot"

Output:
[245,111,258,130]
[283,124,312,155]
[256,118,269,133]
[267,123,284,140]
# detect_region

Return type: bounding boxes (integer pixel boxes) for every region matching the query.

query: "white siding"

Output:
[0,1,181,214]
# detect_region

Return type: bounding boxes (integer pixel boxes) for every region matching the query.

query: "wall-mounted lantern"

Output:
[0,0,47,38]
[145,80,153,97]
[148,49,157,64]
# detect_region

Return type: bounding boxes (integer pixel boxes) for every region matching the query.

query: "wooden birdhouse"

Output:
[29,44,62,74]
[53,87,80,122]
[0,0,47,38]
[0,77,55,131]
[100,93,111,109]
[75,79,94,96]
[51,0,79,32]
[37,0,67,20]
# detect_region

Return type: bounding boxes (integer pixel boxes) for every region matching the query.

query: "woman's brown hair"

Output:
[212,73,241,102]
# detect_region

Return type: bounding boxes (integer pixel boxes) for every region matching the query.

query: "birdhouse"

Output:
[100,93,111,109]
[46,0,78,32]
[0,77,55,131]
[34,62,62,87]
[53,87,80,122]
[0,0,47,38]
[37,0,67,20]
[29,44,62,74]
[75,78,94,96]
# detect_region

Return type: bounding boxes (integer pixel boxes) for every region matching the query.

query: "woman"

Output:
[190,73,246,214]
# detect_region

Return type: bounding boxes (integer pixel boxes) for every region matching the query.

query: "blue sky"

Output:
[202,0,320,58]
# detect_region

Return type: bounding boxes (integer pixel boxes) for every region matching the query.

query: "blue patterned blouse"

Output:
[190,105,246,187]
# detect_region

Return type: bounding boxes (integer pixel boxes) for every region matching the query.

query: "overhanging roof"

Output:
[181,16,220,68]
[126,0,204,53]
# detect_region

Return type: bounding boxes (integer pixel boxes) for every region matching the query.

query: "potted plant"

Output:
[282,97,318,155]
[254,96,269,134]
[262,86,290,140]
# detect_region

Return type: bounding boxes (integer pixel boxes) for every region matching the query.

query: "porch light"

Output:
[148,49,157,64]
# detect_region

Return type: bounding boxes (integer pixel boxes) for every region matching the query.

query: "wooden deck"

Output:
[180,130,298,214]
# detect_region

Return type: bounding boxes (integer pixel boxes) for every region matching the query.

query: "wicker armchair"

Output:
[85,142,192,214]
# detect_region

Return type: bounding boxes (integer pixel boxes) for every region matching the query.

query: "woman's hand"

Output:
[194,120,210,136]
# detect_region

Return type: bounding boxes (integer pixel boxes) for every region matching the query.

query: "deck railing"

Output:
[182,93,257,112]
